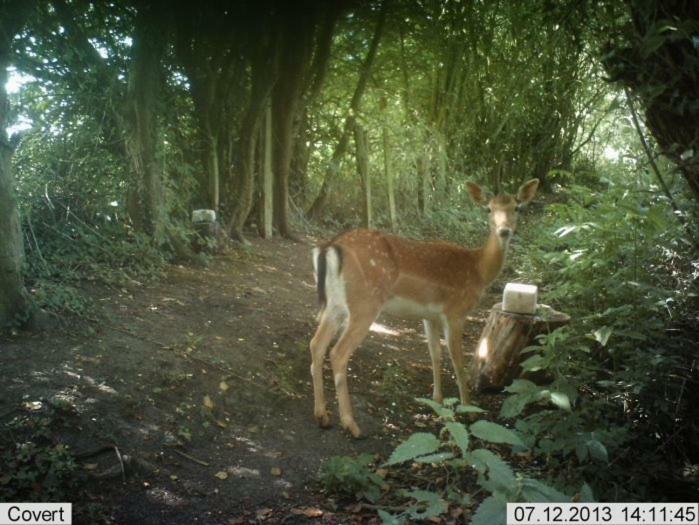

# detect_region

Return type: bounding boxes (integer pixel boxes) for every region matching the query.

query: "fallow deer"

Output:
[310,179,539,437]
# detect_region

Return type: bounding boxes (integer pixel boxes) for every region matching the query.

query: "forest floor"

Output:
[0,236,499,524]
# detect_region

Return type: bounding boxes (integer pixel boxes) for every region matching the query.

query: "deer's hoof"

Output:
[315,411,332,428]
[341,419,362,439]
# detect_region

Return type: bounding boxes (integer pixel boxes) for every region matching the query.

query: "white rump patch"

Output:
[324,247,348,321]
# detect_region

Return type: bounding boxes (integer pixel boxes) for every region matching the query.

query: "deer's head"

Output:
[466,179,540,246]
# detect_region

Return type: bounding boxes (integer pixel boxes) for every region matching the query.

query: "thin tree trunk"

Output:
[307,0,388,219]
[417,152,431,215]
[260,104,273,238]
[354,123,372,228]
[0,2,33,327]
[382,118,397,231]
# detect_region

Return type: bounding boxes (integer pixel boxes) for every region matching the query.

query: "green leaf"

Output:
[504,379,538,394]
[520,478,569,503]
[444,422,470,455]
[415,397,455,419]
[471,494,507,525]
[549,391,571,412]
[593,326,613,346]
[470,420,525,447]
[580,482,595,502]
[586,439,609,463]
[378,509,403,525]
[470,449,515,492]
[384,432,441,466]
[456,404,486,414]
[500,392,535,418]
[404,489,449,520]
[414,452,455,464]
[520,354,545,372]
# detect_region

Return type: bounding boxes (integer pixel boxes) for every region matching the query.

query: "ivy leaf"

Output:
[471,494,507,525]
[444,422,470,455]
[470,420,525,447]
[580,482,595,502]
[384,432,441,466]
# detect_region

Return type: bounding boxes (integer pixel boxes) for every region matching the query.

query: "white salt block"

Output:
[502,283,538,315]
[192,209,216,223]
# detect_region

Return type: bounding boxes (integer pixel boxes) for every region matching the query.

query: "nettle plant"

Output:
[376,399,592,525]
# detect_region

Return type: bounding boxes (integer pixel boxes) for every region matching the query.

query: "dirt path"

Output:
[0,237,493,524]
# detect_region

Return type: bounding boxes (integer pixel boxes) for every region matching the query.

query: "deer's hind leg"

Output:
[329,307,380,438]
[310,311,341,428]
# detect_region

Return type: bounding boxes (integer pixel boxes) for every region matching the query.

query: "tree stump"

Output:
[471,303,570,391]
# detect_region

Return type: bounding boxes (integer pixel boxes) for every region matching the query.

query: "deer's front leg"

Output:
[310,312,339,428]
[445,317,470,405]
[423,319,443,403]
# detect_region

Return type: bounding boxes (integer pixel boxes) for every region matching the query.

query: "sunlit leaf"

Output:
[384,432,441,466]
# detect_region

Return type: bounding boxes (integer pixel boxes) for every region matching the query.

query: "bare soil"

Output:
[0,236,496,524]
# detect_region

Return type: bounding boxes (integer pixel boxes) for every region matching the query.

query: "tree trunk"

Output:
[417,152,431,215]
[0,2,33,327]
[472,303,571,391]
[259,104,274,239]
[272,72,301,239]
[382,118,397,231]
[123,3,166,239]
[306,0,388,219]
[227,33,278,242]
[354,123,372,228]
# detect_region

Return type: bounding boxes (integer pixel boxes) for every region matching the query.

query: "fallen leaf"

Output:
[216,420,228,429]
[255,508,273,521]
[214,471,229,480]
[291,507,323,518]
[270,467,282,476]
[83,463,98,471]
[170,475,178,481]
[219,381,229,392]
[203,395,214,410]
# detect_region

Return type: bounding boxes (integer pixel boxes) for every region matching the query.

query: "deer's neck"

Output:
[477,231,508,285]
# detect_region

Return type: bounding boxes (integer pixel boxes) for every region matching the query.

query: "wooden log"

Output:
[471,303,570,391]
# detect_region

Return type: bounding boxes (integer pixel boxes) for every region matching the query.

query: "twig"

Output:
[353,503,409,512]
[625,89,697,246]
[674,359,695,419]
[113,445,126,482]
[173,449,210,467]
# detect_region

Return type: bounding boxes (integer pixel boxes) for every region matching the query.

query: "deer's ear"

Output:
[466,181,489,206]
[517,178,539,204]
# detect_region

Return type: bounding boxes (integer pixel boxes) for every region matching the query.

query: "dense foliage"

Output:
[1,0,697,521]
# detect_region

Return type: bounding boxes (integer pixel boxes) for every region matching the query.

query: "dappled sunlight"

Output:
[369,322,402,336]
[477,338,489,360]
